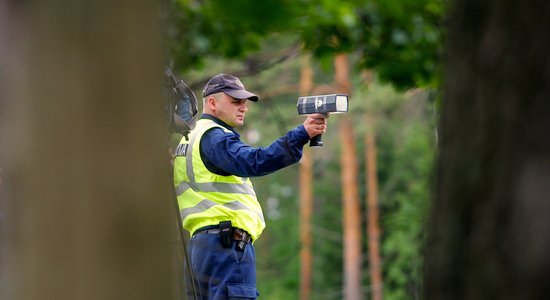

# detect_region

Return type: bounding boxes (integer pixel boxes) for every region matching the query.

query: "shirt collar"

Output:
[201,114,240,136]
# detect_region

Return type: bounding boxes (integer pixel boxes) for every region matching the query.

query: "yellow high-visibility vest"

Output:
[173,119,265,241]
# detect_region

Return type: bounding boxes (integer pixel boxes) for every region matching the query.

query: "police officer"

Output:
[173,74,327,299]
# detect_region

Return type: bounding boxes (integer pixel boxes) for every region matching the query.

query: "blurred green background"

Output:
[166,0,443,298]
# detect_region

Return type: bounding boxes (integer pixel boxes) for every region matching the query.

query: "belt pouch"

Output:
[219,220,232,248]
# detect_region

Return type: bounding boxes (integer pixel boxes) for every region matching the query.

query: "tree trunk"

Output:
[0,1,173,300]
[424,0,550,299]
[299,53,314,300]
[365,117,383,300]
[335,53,363,300]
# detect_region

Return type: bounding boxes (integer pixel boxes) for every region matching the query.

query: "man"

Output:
[173,73,327,299]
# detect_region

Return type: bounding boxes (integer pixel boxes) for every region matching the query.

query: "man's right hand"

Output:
[303,113,329,138]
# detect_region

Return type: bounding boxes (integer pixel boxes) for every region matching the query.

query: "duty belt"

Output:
[193,222,252,250]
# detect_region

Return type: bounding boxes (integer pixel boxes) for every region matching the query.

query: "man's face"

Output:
[214,93,248,127]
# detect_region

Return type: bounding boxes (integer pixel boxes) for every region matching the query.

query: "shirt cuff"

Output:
[291,125,311,146]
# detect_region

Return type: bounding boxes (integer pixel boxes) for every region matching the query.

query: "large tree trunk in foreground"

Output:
[0,1,173,299]
[424,0,550,299]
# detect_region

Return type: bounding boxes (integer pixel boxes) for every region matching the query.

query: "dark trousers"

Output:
[185,232,259,299]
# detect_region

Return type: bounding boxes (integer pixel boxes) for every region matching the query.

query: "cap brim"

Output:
[225,89,259,102]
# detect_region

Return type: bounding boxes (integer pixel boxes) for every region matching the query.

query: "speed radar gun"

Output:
[297,94,349,147]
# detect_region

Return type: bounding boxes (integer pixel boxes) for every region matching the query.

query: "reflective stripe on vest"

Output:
[173,119,265,240]
[180,199,264,222]
[175,181,256,197]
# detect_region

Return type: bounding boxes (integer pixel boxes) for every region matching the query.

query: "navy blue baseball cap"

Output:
[202,74,259,102]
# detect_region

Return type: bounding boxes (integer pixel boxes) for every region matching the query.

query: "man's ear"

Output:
[207,96,217,111]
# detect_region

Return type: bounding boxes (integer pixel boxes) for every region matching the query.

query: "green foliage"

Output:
[380,121,434,300]
[370,88,435,299]
[299,0,360,54]
[310,152,345,299]
[166,0,303,71]
[166,0,445,90]
[350,0,444,88]
[297,0,445,89]
[350,82,436,299]
[254,169,303,300]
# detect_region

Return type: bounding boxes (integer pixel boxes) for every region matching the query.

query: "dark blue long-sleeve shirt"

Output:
[199,114,310,177]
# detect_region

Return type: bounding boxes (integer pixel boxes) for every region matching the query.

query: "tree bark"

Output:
[0,1,173,299]
[299,53,314,300]
[365,117,383,300]
[335,53,363,300]
[424,0,550,299]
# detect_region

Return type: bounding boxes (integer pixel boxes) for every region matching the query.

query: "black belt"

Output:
[193,224,252,249]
